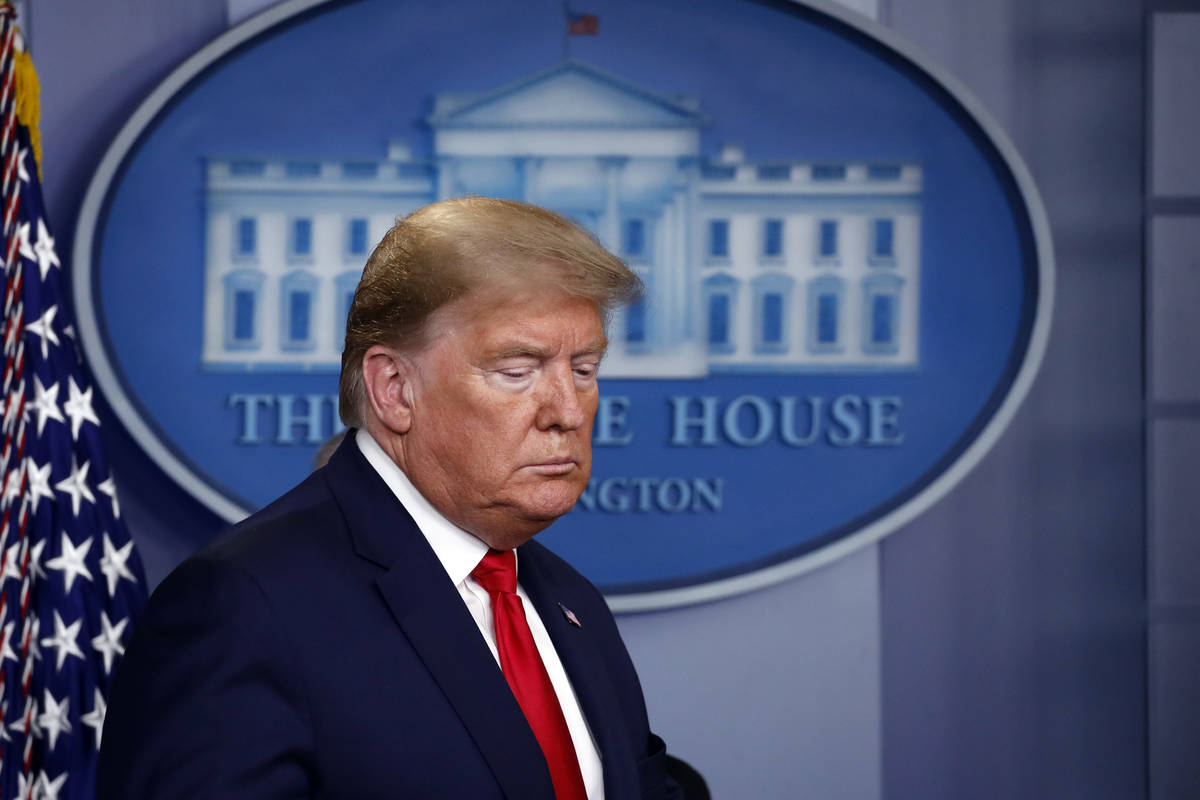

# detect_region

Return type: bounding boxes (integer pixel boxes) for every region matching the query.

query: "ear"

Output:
[361,345,419,435]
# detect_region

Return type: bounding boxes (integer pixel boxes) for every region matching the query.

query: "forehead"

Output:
[424,287,606,353]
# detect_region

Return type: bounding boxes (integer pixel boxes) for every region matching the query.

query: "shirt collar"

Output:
[355,428,493,587]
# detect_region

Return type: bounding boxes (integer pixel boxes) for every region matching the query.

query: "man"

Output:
[99,198,678,799]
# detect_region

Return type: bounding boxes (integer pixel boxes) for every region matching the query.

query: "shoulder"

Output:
[204,468,346,574]
[143,462,368,640]
[199,428,383,576]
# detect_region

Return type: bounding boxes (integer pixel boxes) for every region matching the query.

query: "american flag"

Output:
[566,10,599,36]
[0,8,146,800]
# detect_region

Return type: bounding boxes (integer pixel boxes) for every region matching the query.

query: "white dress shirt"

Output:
[356,429,604,799]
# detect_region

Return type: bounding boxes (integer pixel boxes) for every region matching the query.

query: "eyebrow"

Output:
[489,337,609,361]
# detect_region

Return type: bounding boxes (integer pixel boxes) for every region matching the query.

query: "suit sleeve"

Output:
[97,556,315,799]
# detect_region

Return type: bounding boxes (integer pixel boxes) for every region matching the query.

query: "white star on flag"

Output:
[15,145,28,184]
[0,620,17,664]
[81,688,106,751]
[9,698,40,740]
[97,475,121,519]
[27,615,42,665]
[25,304,59,360]
[15,219,33,265]
[0,467,21,510]
[14,772,35,800]
[25,457,56,509]
[91,610,127,675]
[40,770,68,800]
[45,533,94,592]
[62,377,100,440]
[40,610,85,672]
[2,388,20,431]
[29,538,48,583]
[31,217,61,280]
[37,690,71,751]
[26,375,65,435]
[54,459,96,517]
[99,535,136,596]
[0,542,22,585]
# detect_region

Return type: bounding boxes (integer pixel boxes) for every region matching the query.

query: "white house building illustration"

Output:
[202,61,922,377]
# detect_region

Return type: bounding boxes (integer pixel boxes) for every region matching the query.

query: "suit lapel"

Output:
[519,543,640,800]
[323,436,556,800]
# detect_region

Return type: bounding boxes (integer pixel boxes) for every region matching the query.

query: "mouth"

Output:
[524,458,577,476]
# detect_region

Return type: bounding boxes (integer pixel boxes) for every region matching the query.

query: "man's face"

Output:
[398,287,606,549]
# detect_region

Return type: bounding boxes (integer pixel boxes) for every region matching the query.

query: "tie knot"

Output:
[472,549,517,595]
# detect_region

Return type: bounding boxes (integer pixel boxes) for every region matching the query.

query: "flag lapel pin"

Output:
[558,602,582,628]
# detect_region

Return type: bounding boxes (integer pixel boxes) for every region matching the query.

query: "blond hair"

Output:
[339,197,641,427]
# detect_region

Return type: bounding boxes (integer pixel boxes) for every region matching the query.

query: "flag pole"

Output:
[562,2,570,61]
[0,8,39,796]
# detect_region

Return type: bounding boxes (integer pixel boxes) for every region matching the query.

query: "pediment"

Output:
[428,61,705,129]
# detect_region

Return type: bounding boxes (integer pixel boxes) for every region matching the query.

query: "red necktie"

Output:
[472,549,588,800]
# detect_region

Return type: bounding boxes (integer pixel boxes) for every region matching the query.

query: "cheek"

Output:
[450,409,529,475]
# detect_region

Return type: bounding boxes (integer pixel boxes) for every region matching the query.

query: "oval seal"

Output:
[74,0,1053,610]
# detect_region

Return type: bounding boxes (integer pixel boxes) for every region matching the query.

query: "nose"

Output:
[535,365,587,432]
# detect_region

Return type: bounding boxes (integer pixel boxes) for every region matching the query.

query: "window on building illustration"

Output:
[757,164,791,181]
[229,160,265,177]
[708,293,730,347]
[289,292,311,342]
[396,162,431,179]
[291,218,313,259]
[762,293,784,344]
[335,270,360,349]
[708,219,730,259]
[281,270,319,351]
[233,291,256,342]
[702,164,737,180]
[285,161,321,178]
[342,162,378,179]
[762,218,784,259]
[807,275,844,353]
[870,294,895,345]
[625,300,647,346]
[223,269,264,351]
[868,164,903,180]
[752,273,793,354]
[817,294,838,343]
[704,274,739,354]
[623,218,646,260]
[347,218,369,257]
[235,217,257,258]
[862,273,904,355]
[817,220,839,261]
[812,164,847,181]
[871,218,895,263]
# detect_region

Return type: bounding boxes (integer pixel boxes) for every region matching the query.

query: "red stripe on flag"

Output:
[567,12,598,35]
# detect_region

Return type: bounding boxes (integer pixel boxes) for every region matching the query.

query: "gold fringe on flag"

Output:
[12,33,40,179]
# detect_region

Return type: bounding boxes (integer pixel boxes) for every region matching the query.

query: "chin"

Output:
[475,480,586,547]
[522,482,587,520]
[528,489,588,520]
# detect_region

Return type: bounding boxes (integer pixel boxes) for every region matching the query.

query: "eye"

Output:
[573,363,598,380]
[498,368,532,380]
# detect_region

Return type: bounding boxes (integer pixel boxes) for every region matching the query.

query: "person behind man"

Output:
[99,197,679,799]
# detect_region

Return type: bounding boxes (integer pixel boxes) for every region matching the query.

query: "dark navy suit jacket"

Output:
[98,435,675,799]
